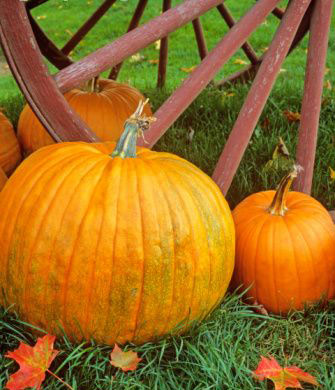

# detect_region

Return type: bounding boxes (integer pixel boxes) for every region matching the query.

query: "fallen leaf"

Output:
[324,80,331,90]
[233,58,247,65]
[279,68,287,73]
[65,29,73,37]
[253,356,319,390]
[222,91,235,97]
[36,15,47,20]
[187,127,195,144]
[110,344,142,372]
[5,334,59,390]
[324,67,330,75]
[129,53,146,63]
[273,137,290,159]
[154,40,161,50]
[263,137,293,172]
[329,167,335,181]
[180,66,197,73]
[251,300,269,316]
[148,59,159,64]
[261,117,271,130]
[283,110,301,122]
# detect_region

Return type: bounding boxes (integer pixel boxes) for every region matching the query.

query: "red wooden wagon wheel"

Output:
[0,0,333,196]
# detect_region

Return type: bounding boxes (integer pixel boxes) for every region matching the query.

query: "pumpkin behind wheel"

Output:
[0,111,22,174]
[0,167,7,191]
[0,104,235,345]
[232,166,335,314]
[17,78,152,155]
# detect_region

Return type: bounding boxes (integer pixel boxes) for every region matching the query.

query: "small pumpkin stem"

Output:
[268,164,302,216]
[84,75,100,93]
[111,99,156,158]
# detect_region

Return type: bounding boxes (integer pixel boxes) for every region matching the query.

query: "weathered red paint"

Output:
[0,0,331,198]
[55,0,225,92]
[0,0,99,143]
[138,0,281,148]
[212,0,312,195]
[294,0,334,193]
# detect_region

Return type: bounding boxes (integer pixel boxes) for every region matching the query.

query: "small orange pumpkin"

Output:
[0,111,22,174]
[0,102,235,345]
[232,166,335,314]
[17,78,152,155]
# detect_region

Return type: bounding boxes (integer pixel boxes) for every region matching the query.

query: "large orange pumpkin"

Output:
[232,166,335,314]
[17,78,152,155]
[0,167,7,191]
[0,111,22,174]
[0,103,235,345]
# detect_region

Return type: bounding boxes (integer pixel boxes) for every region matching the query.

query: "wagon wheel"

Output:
[0,0,333,196]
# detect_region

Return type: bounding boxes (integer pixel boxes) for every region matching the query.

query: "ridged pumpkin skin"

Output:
[0,141,235,345]
[0,111,22,174]
[0,167,7,191]
[17,79,152,154]
[233,188,335,314]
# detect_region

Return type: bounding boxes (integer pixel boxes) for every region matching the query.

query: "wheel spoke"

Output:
[54,0,226,93]
[0,0,99,143]
[216,1,313,88]
[157,0,172,88]
[294,0,334,194]
[272,7,285,19]
[28,12,73,69]
[192,18,208,60]
[137,0,282,149]
[61,0,116,56]
[216,63,261,87]
[109,0,149,80]
[217,4,259,65]
[212,0,312,195]
[26,0,49,10]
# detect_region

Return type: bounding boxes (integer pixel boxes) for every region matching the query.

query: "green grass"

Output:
[1,294,335,390]
[1,0,335,388]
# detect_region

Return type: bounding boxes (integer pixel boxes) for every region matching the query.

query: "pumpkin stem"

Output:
[111,99,156,158]
[83,76,100,93]
[268,164,303,216]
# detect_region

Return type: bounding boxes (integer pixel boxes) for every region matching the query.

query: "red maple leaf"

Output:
[253,356,319,390]
[5,334,59,390]
[110,344,142,372]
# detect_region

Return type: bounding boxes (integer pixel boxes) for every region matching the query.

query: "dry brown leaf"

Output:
[283,110,301,122]
[187,127,195,144]
[129,53,146,63]
[223,91,235,97]
[324,80,332,90]
[261,117,271,131]
[180,66,197,73]
[233,58,247,65]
